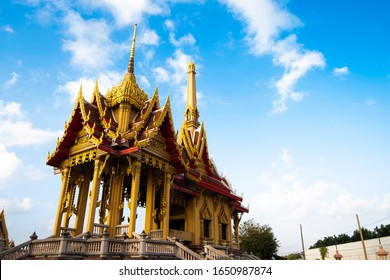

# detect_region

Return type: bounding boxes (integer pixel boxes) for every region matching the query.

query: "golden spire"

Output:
[93,79,99,94]
[185,61,200,132]
[128,24,137,74]
[105,23,147,111]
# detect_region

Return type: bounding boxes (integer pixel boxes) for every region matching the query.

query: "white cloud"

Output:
[81,0,164,27]
[24,165,50,182]
[169,33,196,47]
[248,149,390,253]
[0,143,21,182]
[333,66,350,78]
[272,35,325,113]
[281,148,292,164]
[153,67,170,83]
[250,150,390,222]
[62,11,126,71]
[138,28,160,46]
[1,25,15,33]
[56,71,123,103]
[0,198,33,213]
[164,19,175,32]
[138,75,151,89]
[152,50,194,102]
[0,100,61,147]
[3,72,19,89]
[220,0,325,114]
[167,49,193,85]
[221,0,301,55]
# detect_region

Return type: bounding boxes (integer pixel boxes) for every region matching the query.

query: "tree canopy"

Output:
[239,219,279,260]
[309,223,390,249]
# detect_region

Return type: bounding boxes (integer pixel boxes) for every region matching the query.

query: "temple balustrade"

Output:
[169,229,193,242]
[167,236,202,260]
[150,229,163,240]
[0,230,259,260]
[115,224,129,237]
[60,227,76,237]
[0,239,32,260]
[204,244,231,260]
[0,230,216,260]
[93,223,108,236]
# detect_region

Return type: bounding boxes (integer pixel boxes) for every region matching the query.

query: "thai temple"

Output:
[0,25,252,260]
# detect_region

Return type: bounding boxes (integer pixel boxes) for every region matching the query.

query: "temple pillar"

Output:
[144,168,154,234]
[128,160,141,238]
[107,170,125,237]
[53,167,70,236]
[214,204,219,245]
[233,213,241,250]
[228,217,233,248]
[86,157,102,234]
[62,180,76,229]
[74,166,92,236]
[192,196,201,244]
[162,172,172,240]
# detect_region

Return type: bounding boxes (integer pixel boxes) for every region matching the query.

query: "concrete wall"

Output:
[305,236,390,260]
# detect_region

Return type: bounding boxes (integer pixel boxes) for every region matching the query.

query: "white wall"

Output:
[305,236,390,260]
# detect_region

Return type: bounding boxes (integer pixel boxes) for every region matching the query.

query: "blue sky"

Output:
[1,0,390,255]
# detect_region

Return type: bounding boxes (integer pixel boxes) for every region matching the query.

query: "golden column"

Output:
[74,167,92,236]
[128,160,141,238]
[53,167,70,236]
[107,167,125,237]
[162,172,172,240]
[233,213,241,250]
[86,157,102,234]
[144,167,154,234]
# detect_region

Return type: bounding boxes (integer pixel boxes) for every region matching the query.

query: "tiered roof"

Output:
[46,24,247,214]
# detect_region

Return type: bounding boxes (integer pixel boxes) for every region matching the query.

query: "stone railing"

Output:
[93,223,108,236]
[1,231,240,260]
[60,227,76,237]
[167,236,202,260]
[169,229,193,242]
[241,253,260,260]
[150,229,163,240]
[0,240,32,260]
[232,242,239,250]
[0,232,37,260]
[1,231,182,260]
[204,244,232,260]
[115,224,129,237]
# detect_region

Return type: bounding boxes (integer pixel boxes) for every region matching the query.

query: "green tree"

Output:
[239,219,279,260]
[336,233,351,244]
[319,247,328,260]
[286,253,303,260]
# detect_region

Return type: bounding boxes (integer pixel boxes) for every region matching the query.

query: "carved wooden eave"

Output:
[90,81,118,140]
[47,86,98,167]
[135,95,187,173]
[179,121,214,175]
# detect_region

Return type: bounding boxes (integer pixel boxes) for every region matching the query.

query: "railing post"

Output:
[59,231,71,258]
[100,229,109,259]
[28,231,38,257]
[139,230,147,256]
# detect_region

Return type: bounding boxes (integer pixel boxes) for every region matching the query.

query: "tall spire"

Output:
[184,61,200,133]
[128,24,137,74]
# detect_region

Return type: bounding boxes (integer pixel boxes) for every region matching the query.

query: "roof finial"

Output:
[128,24,137,74]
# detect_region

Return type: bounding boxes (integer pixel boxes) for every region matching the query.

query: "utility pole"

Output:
[356,214,368,260]
[300,224,306,260]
